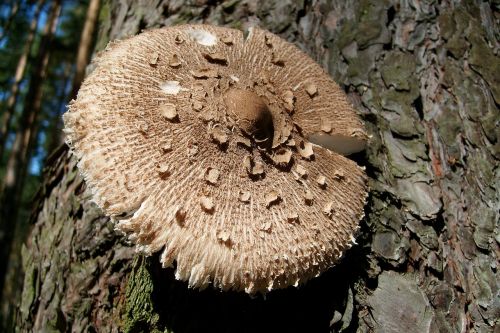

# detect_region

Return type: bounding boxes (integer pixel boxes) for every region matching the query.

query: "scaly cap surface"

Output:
[63,25,368,293]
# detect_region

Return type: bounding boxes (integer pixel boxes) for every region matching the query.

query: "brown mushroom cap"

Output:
[63,24,368,293]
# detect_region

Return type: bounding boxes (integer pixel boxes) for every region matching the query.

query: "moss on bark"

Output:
[123,257,162,333]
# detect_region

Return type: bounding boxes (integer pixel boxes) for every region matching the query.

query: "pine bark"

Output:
[15,1,499,332]
[0,0,45,161]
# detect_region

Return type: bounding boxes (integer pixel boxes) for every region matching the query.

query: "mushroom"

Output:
[63,24,368,294]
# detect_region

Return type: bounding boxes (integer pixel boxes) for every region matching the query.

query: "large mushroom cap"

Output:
[63,24,368,294]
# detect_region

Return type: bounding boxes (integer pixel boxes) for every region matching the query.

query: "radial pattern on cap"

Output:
[63,24,368,293]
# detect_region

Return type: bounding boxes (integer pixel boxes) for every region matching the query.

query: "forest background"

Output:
[0,0,100,329]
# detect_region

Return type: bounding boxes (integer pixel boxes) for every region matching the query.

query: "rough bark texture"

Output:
[15,0,499,332]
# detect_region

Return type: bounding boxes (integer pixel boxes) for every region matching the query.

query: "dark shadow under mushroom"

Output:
[143,211,372,333]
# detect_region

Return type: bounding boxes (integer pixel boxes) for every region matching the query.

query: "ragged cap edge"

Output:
[62,24,369,295]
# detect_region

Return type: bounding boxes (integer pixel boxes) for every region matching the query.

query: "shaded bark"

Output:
[0,0,45,161]
[16,1,499,332]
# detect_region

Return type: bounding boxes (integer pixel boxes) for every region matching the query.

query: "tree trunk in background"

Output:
[42,0,102,152]
[69,0,101,101]
[0,0,45,162]
[45,62,73,158]
[0,0,20,42]
[15,1,499,332]
[0,0,61,328]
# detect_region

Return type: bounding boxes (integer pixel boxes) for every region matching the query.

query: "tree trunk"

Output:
[0,0,45,161]
[69,0,101,101]
[0,0,20,42]
[0,0,61,328]
[15,1,499,332]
